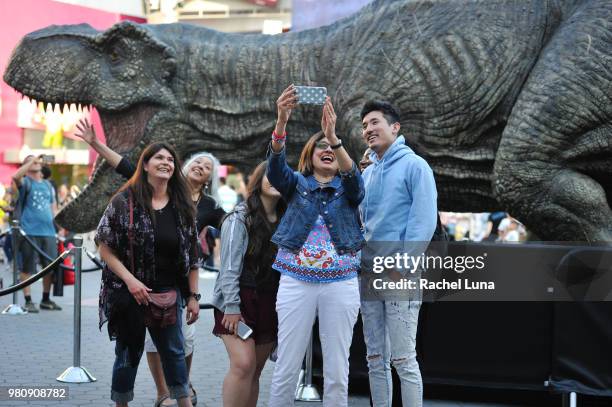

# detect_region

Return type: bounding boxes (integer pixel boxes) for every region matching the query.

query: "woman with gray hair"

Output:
[76,118,225,407]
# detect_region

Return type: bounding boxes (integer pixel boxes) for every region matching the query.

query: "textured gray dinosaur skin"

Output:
[3,0,612,241]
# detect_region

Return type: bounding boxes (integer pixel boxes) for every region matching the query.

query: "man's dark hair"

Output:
[360,100,401,125]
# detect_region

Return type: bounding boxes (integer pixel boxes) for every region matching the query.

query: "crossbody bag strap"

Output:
[128,190,135,275]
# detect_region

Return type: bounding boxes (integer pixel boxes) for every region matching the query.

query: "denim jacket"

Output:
[267,144,365,254]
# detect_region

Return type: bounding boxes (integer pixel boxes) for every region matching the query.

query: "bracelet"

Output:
[272,130,286,142]
[330,139,343,150]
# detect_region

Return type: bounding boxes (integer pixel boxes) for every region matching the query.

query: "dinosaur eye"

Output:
[110,50,120,63]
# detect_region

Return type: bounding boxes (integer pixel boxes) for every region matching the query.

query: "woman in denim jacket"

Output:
[267,85,365,407]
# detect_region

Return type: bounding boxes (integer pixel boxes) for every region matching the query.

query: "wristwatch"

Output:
[190,292,201,301]
[330,139,343,150]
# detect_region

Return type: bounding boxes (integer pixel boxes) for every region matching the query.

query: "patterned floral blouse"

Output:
[273,215,360,283]
[95,190,201,334]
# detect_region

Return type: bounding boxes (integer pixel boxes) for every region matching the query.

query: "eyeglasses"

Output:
[315,142,331,150]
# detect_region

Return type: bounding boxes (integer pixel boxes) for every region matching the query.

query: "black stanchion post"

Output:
[57,235,96,383]
[2,220,26,315]
[52,236,63,297]
[295,329,322,401]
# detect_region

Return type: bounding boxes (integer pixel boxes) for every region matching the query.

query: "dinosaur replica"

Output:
[3,0,612,241]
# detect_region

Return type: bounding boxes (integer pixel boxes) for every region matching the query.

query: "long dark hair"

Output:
[222,162,285,271]
[244,161,286,253]
[119,142,195,226]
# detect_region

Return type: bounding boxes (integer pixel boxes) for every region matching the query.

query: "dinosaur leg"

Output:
[494,1,612,241]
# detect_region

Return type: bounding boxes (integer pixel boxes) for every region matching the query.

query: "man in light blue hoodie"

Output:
[359,100,437,407]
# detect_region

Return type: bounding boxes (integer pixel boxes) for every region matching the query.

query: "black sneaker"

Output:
[24,302,39,313]
[40,300,62,310]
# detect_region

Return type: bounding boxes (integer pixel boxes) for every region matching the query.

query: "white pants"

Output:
[268,274,360,407]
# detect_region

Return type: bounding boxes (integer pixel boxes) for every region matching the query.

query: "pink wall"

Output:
[0,0,145,184]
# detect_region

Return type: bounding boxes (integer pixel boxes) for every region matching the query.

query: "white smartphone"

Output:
[295,85,327,105]
[237,320,253,340]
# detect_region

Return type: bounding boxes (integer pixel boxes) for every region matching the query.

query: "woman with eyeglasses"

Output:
[266,85,365,407]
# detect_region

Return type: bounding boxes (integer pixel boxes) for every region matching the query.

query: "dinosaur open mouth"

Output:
[97,105,159,155]
[10,91,159,232]
[15,95,157,157]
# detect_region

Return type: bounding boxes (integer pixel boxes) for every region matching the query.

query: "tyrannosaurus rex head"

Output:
[4,22,187,232]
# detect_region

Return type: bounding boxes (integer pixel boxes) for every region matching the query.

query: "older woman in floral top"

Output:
[96,142,201,407]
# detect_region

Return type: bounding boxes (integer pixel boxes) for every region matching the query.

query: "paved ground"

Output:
[0,234,515,407]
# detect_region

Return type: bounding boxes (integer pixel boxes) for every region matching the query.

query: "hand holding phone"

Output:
[222,313,242,334]
[40,154,55,164]
[295,85,327,105]
[276,84,297,127]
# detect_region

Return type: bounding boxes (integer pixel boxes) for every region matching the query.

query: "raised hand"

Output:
[74,118,98,145]
[276,84,298,128]
[321,97,339,145]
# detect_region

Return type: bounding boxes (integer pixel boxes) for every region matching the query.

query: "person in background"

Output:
[218,177,239,212]
[359,148,373,172]
[1,187,19,270]
[57,184,70,209]
[13,155,61,313]
[69,185,81,201]
[483,211,507,241]
[0,189,12,266]
[500,215,524,243]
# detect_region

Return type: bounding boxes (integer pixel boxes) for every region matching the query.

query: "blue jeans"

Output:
[111,300,189,403]
[360,299,422,407]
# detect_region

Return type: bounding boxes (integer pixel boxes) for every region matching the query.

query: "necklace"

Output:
[314,175,333,185]
[316,179,332,189]
[193,191,202,207]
